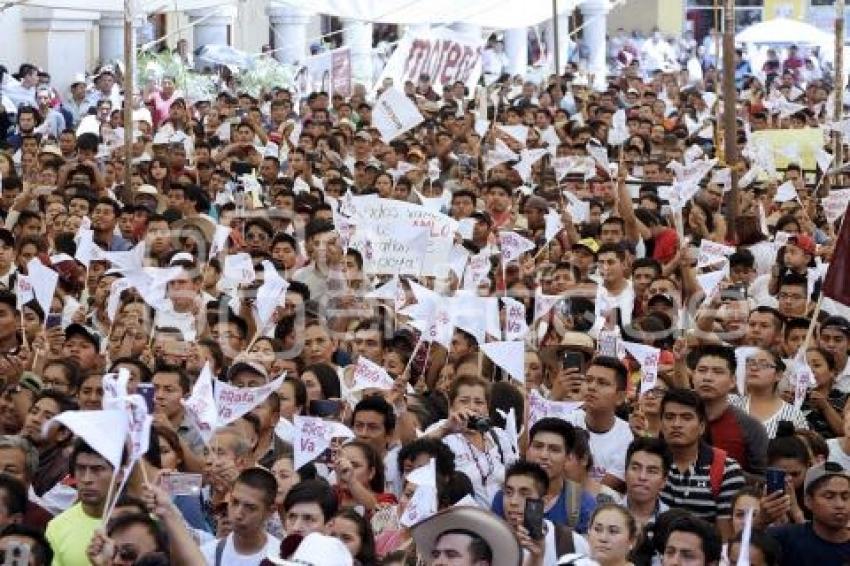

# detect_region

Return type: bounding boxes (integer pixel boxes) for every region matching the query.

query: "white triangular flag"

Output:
[181,363,218,445]
[74,228,97,268]
[209,224,231,258]
[503,297,529,341]
[736,507,754,566]
[774,181,798,203]
[528,389,582,426]
[533,288,561,322]
[223,252,256,285]
[293,416,355,468]
[373,87,425,142]
[215,374,285,426]
[544,209,562,243]
[481,340,526,383]
[351,357,395,391]
[399,458,438,527]
[44,410,129,470]
[696,264,728,306]
[499,231,535,264]
[734,346,760,395]
[496,124,529,146]
[622,341,661,395]
[15,275,34,310]
[697,239,735,269]
[791,349,817,411]
[26,259,58,318]
[256,261,289,327]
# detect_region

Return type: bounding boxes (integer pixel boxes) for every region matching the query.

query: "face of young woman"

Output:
[329,516,363,559]
[340,445,374,488]
[588,508,634,566]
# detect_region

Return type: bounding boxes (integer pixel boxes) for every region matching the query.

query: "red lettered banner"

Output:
[374,27,483,93]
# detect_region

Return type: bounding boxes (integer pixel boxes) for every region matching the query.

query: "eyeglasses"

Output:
[745,360,776,371]
[245,231,269,241]
[644,387,668,398]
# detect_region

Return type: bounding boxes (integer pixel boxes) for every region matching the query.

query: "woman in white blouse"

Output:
[734,347,808,437]
[426,374,517,505]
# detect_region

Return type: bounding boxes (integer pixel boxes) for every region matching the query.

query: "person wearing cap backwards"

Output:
[765,462,850,564]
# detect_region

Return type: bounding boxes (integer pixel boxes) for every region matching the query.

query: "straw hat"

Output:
[410,507,522,566]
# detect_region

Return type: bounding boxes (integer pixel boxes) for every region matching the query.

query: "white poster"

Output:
[374,27,484,94]
[347,196,458,277]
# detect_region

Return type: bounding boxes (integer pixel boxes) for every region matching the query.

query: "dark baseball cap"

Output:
[64,323,101,350]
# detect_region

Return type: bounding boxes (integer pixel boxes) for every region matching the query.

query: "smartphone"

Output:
[561,351,584,372]
[46,312,62,329]
[765,468,786,494]
[309,399,342,419]
[159,472,203,497]
[524,498,545,540]
[137,383,155,413]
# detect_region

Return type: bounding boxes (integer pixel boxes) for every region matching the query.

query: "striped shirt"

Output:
[729,395,809,438]
[660,442,746,523]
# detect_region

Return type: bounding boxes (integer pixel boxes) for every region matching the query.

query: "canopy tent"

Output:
[0,0,233,13]
[735,17,833,47]
[267,0,588,29]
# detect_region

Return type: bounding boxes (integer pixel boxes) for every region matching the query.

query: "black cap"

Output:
[64,323,101,350]
[821,315,850,337]
[470,210,493,226]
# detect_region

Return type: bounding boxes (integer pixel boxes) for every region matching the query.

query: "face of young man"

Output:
[691,355,734,404]
[583,365,623,414]
[660,402,705,449]
[502,474,543,531]
[283,501,326,538]
[661,531,707,566]
[228,482,272,537]
[431,532,490,566]
[352,409,388,456]
[526,432,568,484]
[806,477,850,531]
[74,451,113,512]
[625,450,667,505]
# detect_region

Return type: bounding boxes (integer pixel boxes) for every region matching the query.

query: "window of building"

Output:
[686,0,764,44]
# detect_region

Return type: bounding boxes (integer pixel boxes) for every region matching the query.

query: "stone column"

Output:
[98,12,123,65]
[543,12,571,73]
[266,6,311,65]
[580,0,609,90]
[343,18,373,86]
[503,27,528,77]
[22,7,100,93]
[188,7,235,50]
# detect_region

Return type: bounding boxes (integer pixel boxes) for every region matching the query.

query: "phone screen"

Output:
[524,498,545,540]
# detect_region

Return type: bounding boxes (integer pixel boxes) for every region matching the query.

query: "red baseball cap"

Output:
[789,234,816,256]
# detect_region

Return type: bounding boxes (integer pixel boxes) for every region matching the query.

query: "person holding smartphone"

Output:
[501,460,590,565]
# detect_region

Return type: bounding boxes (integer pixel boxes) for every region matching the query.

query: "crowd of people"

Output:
[0,19,850,566]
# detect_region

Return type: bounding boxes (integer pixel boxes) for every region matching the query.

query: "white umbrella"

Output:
[736,17,833,47]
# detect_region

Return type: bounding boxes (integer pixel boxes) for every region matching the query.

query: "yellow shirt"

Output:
[45,502,101,566]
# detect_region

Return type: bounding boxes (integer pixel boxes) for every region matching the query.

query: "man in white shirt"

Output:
[567,357,634,493]
[201,468,281,566]
[501,460,590,565]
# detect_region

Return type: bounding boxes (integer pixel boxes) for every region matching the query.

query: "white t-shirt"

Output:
[201,532,281,566]
[525,519,590,566]
[827,438,850,469]
[427,420,518,505]
[567,410,634,481]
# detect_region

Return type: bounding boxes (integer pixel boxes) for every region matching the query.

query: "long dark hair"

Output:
[333,508,377,564]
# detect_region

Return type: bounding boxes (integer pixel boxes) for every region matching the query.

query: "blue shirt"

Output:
[490,483,596,534]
